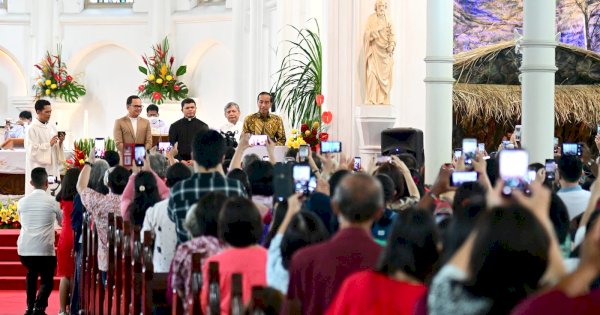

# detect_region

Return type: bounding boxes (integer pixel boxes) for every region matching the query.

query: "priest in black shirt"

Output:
[168,98,208,164]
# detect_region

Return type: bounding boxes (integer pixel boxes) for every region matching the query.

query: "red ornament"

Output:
[138,85,145,92]
[301,123,309,133]
[322,111,333,124]
[316,94,324,106]
[152,92,162,101]
[66,75,73,82]
[173,85,181,91]
[319,132,329,141]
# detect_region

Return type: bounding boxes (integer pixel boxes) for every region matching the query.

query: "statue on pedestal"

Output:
[364,0,396,105]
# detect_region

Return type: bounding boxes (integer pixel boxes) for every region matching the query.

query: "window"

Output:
[85,0,134,8]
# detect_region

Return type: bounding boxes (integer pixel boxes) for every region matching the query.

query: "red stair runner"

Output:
[0,229,60,290]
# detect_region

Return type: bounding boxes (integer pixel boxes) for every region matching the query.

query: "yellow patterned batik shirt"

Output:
[242,112,287,145]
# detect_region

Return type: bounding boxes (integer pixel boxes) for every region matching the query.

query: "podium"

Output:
[241,146,289,163]
[1,138,24,150]
[152,135,169,147]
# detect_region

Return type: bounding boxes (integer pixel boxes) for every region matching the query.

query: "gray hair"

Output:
[224,102,240,113]
[89,159,109,189]
[148,153,168,178]
[333,173,384,223]
[242,154,261,171]
[183,204,201,238]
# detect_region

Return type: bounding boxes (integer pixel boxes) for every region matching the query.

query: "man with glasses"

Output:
[113,95,153,166]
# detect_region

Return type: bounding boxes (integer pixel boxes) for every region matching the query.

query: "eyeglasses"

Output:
[132,105,143,109]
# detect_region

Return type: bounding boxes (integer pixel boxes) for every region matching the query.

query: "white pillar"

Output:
[520,0,556,164]
[149,0,175,43]
[424,0,454,184]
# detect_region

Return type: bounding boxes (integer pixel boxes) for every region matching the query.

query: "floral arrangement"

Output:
[287,119,330,150]
[0,200,20,229]
[66,138,115,169]
[137,37,189,104]
[33,45,86,103]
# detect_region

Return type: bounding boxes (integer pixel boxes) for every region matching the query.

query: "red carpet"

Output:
[0,290,60,315]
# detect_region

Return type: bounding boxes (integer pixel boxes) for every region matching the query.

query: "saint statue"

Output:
[364,0,396,105]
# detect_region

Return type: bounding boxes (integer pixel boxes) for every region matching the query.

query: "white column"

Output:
[232,0,245,105]
[424,0,454,184]
[149,0,175,42]
[520,0,557,164]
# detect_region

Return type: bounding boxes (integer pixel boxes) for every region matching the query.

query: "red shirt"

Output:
[286,227,383,315]
[326,270,427,315]
[511,289,600,315]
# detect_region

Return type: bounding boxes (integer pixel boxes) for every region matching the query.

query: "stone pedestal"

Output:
[356,105,397,162]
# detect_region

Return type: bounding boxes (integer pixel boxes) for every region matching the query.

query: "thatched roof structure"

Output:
[452,41,600,149]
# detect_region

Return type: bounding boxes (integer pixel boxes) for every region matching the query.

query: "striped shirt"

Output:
[167,172,247,243]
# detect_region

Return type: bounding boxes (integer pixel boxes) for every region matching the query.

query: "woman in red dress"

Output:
[55,168,80,315]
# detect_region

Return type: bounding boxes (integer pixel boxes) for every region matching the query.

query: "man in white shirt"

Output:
[219,102,242,147]
[25,100,65,195]
[17,167,62,315]
[557,155,591,220]
[4,110,32,140]
[146,104,170,135]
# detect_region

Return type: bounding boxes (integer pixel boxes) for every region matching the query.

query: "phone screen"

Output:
[545,159,556,180]
[528,170,537,183]
[320,141,342,154]
[293,164,311,195]
[134,145,146,166]
[562,143,579,156]
[462,139,477,165]
[499,150,529,195]
[377,155,391,164]
[451,171,478,186]
[95,138,105,158]
[157,142,172,156]
[262,156,270,161]
[478,143,485,153]
[515,125,522,141]
[454,149,462,160]
[299,145,309,160]
[47,175,56,184]
[249,135,268,146]
[308,176,317,194]
[353,157,361,171]
[597,125,600,134]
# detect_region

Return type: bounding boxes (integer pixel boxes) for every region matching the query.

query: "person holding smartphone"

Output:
[113,95,153,168]
[242,92,286,145]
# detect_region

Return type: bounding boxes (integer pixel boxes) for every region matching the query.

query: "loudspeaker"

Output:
[381,128,424,168]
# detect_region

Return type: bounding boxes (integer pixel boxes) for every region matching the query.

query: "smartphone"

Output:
[502,140,510,149]
[453,149,462,160]
[499,149,529,195]
[451,171,478,187]
[562,143,582,156]
[273,162,294,202]
[299,145,309,161]
[47,175,56,184]
[94,138,105,158]
[262,156,270,161]
[545,159,556,181]
[376,155,391,164]
[293,164,311,195]
[528,170,537,183]
[157,142,172,155]
[597,125,600,134]
[462,138,477,165]
[134,144,146,166]
[478,143,485,153]
[554,137,559,154]
[249,135,268,146]
[58,131,66,138]
[284,157,296,163]
[515,125,522,141]
[308,175,318,194]
[353,157,361,171]
[320,141,342,154]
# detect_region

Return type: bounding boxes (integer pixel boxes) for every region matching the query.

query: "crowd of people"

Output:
[13,95,600,315]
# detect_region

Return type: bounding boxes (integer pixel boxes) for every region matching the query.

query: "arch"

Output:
[68,40,140,73]
[0,45,28,95]
[182,39,224,77]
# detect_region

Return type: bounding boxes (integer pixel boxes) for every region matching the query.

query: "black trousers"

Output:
[19,256,57,310]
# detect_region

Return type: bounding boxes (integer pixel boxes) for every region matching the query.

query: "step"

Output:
[0,276,60,291]
[0,246,19,262]
[0,261,26,276]
[0,230,19,247]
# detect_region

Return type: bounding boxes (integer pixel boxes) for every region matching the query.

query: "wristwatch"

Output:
[84,161,93,167]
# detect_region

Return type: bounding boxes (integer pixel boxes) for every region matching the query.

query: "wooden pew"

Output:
[131,226,143,315]
[171,252,203,315]
[105,212,115,315]
[78,211,89,315]
[90,222,98,314]
[142,230,169,314]
[95,223,104,315]
[113,215,124,315]
[122,221,132,315]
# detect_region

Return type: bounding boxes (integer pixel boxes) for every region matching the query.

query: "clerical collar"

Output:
[185,116,196,122]
[36,118,48,125]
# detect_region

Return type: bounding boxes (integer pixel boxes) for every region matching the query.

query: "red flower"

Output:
[173,85,181,91]
[170,56,175,65]
[152,92,162,101]
[138,85,145,92]
[301,124,309,132]
[66,75,73,82]
[316,94,324,106]
[53,74,60,83]
[319,132,329,141]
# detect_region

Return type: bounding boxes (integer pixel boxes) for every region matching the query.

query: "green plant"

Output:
[33,45,86,103]
[105,138,116,152]
[272,20,323,128]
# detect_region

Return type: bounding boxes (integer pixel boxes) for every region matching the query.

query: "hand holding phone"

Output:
[462,138,477,166]
[249,135,268,146]
[499,149,529,195]
[320,141,342,154]
[134,144,146,166]
[299,145,309,161]
[353,157,361,171]
[451,171,478,187]
[293,164,311,195]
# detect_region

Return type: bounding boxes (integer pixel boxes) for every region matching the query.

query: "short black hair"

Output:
[103,151,120,167]
[374,163,406,201]
[227,168,251,196]
[328,169,350,197]
[56,168,81,202]
[557,155,583,183]
[281,211,329,269]
[146,104,159,113]
[193,130,225,169]
[34,99,51,113]
[126,95,140,106]
[333,173,384,223]
[257,91,272,102]
[165,163,192,188]
[19,111,32,120]
[375,173,396,203]
[376,208,439,282]
[245,160,274,196]
[180,98,196,109]
[187,192,228,238]
[549,193,570,244]
[31,167,48,188]
[219,197,263,247]
[107,166,130,195]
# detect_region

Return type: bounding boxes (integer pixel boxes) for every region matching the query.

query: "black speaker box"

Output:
[381,128,424,168]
